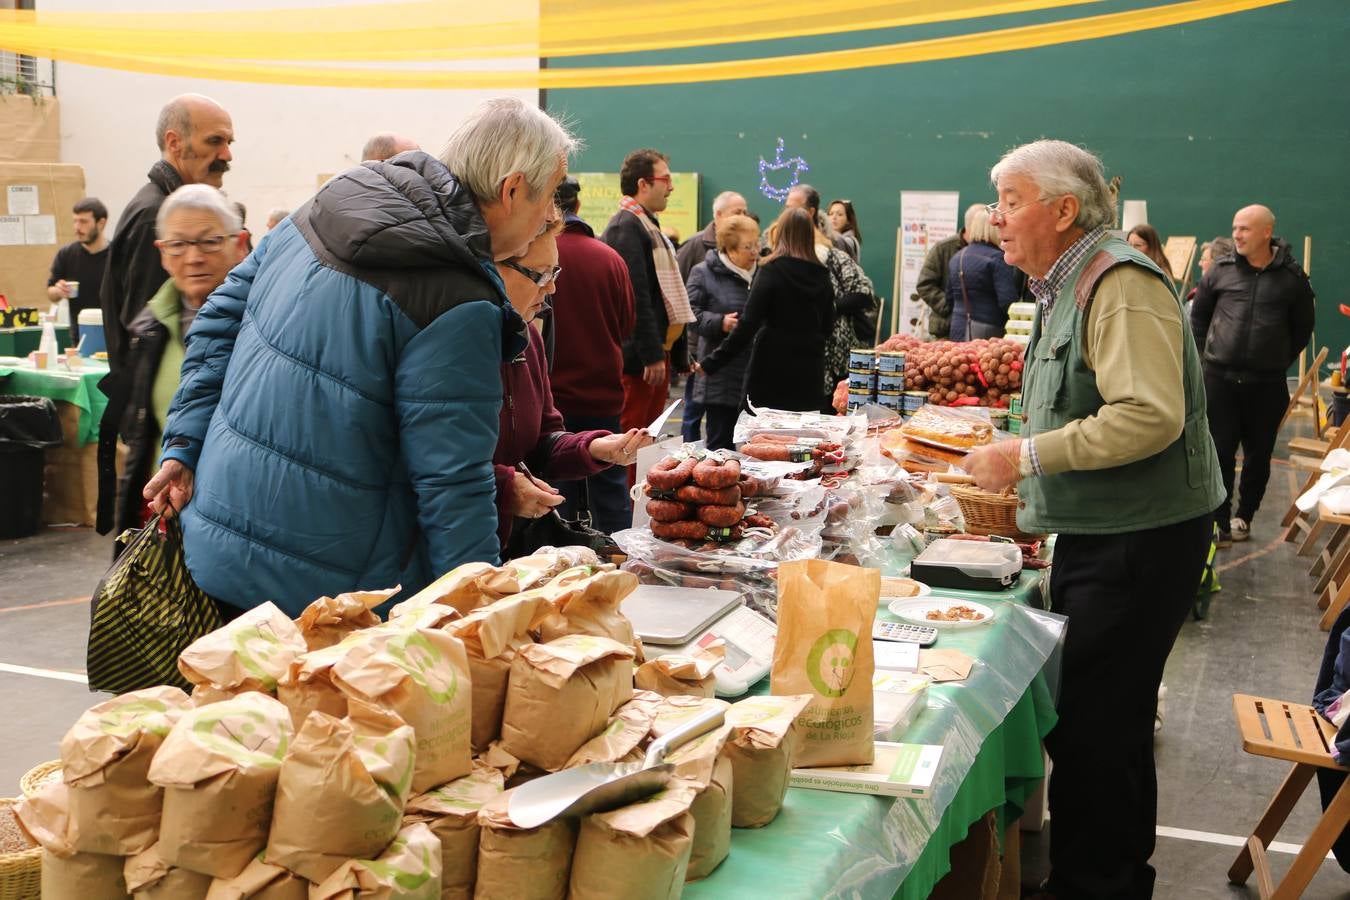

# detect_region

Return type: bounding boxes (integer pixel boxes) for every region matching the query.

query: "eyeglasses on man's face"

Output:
[645,174,673,188]
[158,234,236,256]
[985,195,1054,223]
[504,260,562,287]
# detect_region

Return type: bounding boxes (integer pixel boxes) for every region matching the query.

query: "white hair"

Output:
[712,190,745,215]
[439,97,580,205]
[156,184,240,238]
[990,139,1116,231]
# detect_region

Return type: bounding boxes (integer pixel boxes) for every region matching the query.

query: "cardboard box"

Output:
[0,161,87,310]
[0,97,60,163]
[789,742,943,798]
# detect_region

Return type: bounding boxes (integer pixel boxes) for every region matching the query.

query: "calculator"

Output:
[873,620,938,647]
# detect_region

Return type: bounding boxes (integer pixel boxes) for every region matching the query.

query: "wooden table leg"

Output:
[1229,763,1315,885]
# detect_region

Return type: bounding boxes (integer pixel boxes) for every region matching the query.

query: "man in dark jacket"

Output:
[913,206,978,339]
[603,148,695,481]
[100,94,234,372]
[142,98,576,616]
[1191,204,1316,545]
[551,177,639,533]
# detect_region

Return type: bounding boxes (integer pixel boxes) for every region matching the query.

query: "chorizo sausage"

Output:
[650,519,710,541]
[742,512,775,530]
[737,475,763,498]
[697,500,746,527]
[646,499,694,522]
[741,443,793,461]
[675,483,741,506]
[647,456,696,490]
[692,457,741,488]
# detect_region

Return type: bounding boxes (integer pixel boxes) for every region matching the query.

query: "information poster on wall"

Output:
[895,190,960,337]
[574,172,700,246]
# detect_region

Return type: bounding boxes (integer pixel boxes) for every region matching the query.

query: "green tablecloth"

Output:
[685,568,1063,900]
[0,361,110,446]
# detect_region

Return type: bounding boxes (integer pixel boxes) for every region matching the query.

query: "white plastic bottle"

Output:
[38,314,59,363]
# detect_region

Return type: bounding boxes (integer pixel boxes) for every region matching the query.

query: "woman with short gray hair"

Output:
[945,204,1024,341]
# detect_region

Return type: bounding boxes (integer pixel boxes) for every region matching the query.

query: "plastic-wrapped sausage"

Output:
[650,519,710,541]
[697,501,746,527]
[647,456,696,489]
[692,457,741,488]
[675,483,741,506]
[741,443,792,461]
[646,499,694,522]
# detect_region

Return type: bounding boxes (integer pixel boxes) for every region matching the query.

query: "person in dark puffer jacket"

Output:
[1191,204,1316,545]
[143,98,577,617]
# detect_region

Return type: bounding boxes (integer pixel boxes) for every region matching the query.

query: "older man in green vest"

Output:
[963,139,1223,900]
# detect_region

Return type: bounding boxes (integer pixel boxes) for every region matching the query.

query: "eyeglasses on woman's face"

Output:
[503,259,562,287]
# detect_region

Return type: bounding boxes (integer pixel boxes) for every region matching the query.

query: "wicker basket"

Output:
[18,762,60,800]
[950,484,1045,541]
[0,797,42,900]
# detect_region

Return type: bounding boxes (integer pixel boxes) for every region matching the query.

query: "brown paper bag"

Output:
[276,627,377,729]
[59,685,191,854]
[389,562,512,622]
[296,588,394,651]
[332,624,474,792]
[204,856,310,899]
[444,592,552,751]
[310,822,443,900]
[402,763,504,900]
[178,602,308,697]
[534,567,639,650]
[474,789,577,900]
[723,694,812,828]
[498,635,636,771]
[147,691,294,878]
[499,548,605,593]
[564,693,660,768]
[770,559,878,767]
[42,849,131,900]
[658,711,734,881]
[649,694,730,739]
[635,642,724,698]
[124,841,213,898]
[567,781,699,900]
[266,701,416,882]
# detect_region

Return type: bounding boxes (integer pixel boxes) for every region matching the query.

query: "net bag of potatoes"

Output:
[401,763,504,900]
[146,691,294,878]
[474,788,577,900]
[331,623,474,792]
[310,821,442,900]
[177,602,308,704]
[498,635,636,772]
[204,856,310,900]
[634,642,724,698]
[723,693,812,828]
[443,592,552,752]
[16,779,131,900]
[770,558,878,767]
[265,700,416,882]
[295,588,395,651]
[124,841,213,898]
[567,780,700,900]
[58,685,191,855]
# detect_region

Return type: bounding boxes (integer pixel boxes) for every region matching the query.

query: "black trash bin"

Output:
[0,394,65,539]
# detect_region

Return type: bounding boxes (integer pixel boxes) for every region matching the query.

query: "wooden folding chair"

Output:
[1229,694,1350,898]
[1281,347,1329,434]
[1282,424,1350,548]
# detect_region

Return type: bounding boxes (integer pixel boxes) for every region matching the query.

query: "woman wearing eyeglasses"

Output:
[493,224,653,551]
[111,184,244,532]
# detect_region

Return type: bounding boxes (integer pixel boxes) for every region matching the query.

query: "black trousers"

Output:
[1204,370,1288,527]
[703,403,740,452]
[1045,513,1211,900]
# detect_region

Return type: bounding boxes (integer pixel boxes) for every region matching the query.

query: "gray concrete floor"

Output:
[3,402,1349,897]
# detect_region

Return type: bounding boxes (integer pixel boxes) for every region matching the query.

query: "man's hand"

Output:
[590,428,655,466]
[511,470,564,519]
[960,439,1023,493]
[143,459,195,516]
[53,279,72,299]
[721,312,739,333]
[642,360,666,387]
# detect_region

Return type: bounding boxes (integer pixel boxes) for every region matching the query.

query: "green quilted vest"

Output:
[1017,236,1224,535]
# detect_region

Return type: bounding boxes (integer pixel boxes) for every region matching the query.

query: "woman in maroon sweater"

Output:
[493,227,651,549]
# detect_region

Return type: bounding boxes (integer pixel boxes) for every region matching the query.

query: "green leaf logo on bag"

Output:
[805,629,859,698]
[232,624,288,691]
[191,706,289,767]
[364,837,435,891]
[386,632,458,704]
[98,698,175,737]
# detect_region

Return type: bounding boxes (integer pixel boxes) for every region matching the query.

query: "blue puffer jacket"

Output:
[160,151,527,616]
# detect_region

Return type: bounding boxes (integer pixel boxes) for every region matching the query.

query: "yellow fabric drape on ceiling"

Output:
[0,0,1287,89]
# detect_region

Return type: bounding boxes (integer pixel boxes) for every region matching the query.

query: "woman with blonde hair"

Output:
[946,204,1024,341]
[697,207,833,411]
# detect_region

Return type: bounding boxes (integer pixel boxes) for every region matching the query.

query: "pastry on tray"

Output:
[899,406,994,452]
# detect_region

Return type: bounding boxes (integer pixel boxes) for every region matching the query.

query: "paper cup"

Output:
[67,280,80,299]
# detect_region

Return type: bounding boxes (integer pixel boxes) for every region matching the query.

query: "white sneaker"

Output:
[1155,683,1168,735]
[1230,517,1251,543]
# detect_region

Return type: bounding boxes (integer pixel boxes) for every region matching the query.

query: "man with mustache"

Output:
[100,93,234,372]
[95,93,234,535]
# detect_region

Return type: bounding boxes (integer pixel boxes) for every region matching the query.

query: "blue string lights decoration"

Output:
[758,138,809,203]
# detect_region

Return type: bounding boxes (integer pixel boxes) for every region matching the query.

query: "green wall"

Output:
[550,0,1350,358]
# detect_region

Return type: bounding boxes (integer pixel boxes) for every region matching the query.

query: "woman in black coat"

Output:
[697,207,834,413]
[687,214,760,449]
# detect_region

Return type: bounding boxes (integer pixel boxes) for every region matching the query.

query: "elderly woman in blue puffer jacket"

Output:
[686,214,759,450]
[946,205,1025,341]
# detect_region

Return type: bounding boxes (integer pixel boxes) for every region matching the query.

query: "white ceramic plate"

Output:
[888,597,995,629]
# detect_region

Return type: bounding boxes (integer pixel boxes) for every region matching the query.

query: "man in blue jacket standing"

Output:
[142,97,577,617]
